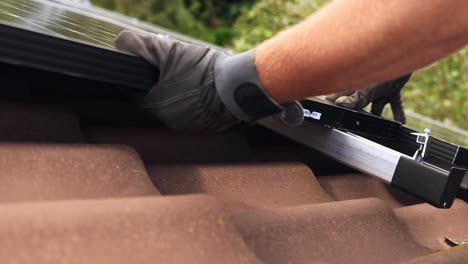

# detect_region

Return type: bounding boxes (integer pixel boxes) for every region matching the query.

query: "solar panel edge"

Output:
[0,21,157,91]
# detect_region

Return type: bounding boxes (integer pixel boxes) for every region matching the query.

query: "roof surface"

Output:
[0,101,466,264]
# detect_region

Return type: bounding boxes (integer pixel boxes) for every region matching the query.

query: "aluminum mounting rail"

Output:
[259,101,466,209]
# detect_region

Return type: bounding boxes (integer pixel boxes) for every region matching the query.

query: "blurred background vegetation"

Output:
[92,0,466,130]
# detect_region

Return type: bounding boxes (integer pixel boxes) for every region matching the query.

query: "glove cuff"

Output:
[214,49,284,122]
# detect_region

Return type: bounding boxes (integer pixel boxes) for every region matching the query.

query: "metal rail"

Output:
[259,115,465,208]
[259,117,402,183]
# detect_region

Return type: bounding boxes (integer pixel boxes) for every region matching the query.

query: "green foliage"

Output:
[92,0,252,45]
[93,0,214,41]
[184,0,254,46]
[404,48,468,129]
[91,0,467,130]
[229,0,328,52]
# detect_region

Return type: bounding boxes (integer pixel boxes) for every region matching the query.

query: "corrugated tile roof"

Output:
[0,102,466,263]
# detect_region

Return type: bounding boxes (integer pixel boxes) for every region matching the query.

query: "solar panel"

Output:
[0,0,157,91]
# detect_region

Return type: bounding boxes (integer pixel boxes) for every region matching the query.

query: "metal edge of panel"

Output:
[0,22,157,91]
[301,99,402,139]
[258,117,403,183]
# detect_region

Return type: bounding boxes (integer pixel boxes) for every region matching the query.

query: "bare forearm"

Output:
[256,0,468,103]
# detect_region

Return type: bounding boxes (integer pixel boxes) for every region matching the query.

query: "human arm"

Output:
[256,0,468,103]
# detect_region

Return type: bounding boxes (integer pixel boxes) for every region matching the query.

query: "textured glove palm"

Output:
[115,31,240,132]
[115,31,303,133]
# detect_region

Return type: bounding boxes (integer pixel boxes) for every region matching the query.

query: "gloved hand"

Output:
[114,31,303,133]
[325,74,412,124]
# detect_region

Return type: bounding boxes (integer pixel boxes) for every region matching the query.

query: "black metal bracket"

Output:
[391,156,465,208]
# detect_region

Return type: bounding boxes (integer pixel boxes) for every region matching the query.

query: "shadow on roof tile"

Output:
[0,103,84,142]
[318,174,422,208]
[84,126,253,164]
[148,163,333,208]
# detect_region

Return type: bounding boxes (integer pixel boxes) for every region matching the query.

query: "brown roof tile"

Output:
[230,198,431,264]
[148,163,333,208]
[395,200,468,250]
[0,144,159,201]
[0,195,260,264]
[0,102,466,263]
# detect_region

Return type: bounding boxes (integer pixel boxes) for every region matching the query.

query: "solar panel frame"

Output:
[0,0,157,91]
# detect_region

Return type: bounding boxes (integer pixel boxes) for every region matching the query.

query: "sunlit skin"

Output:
[255,0,468,103]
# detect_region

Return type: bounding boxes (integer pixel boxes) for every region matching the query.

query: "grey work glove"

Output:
[114,31,303,133]
[326,74,412,124]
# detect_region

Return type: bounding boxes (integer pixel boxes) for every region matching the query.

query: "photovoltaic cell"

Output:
[0,0,123,48]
